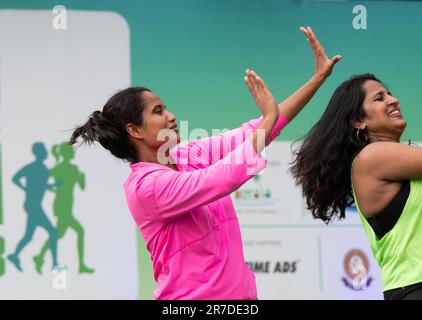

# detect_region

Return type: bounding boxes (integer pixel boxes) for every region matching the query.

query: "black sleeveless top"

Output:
[366,180,410,239]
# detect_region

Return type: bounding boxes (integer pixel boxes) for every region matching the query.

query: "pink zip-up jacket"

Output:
[124,114,289,300]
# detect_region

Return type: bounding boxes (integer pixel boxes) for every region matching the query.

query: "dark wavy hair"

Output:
[69,87,151,163]
[290,74,383,223]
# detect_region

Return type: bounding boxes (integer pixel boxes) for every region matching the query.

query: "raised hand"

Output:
[244,69,278,119]
[300,26,341,80]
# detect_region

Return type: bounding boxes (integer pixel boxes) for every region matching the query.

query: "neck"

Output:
[137,146,177,170]
[368,133,400,143]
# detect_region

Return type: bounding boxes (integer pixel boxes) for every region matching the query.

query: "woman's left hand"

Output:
[300,26,341,81]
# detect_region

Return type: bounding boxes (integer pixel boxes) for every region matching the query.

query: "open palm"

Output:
[244,69,278,119]
[300,26,341,79]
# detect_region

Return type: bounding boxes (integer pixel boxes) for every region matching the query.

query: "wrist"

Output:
[310,73,327,86]
[263,112,279,124]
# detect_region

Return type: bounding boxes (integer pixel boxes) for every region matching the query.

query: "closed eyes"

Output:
[153,105,166,113]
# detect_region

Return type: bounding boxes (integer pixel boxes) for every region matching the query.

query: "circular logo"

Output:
[344,249,369,279]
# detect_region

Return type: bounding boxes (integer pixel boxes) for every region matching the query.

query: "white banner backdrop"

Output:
[0,10,138,299]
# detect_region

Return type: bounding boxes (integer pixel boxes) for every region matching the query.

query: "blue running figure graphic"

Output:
[8,142,59,272]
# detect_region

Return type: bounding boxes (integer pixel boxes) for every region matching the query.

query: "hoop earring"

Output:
[356,128,368,144]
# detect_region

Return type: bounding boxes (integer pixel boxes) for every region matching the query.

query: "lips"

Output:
[387,107,402,118]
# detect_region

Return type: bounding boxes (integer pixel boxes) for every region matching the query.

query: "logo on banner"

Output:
[2,142,95,277]
[342,249,373,290]
[246,260,300,274]
[233,175,273,202]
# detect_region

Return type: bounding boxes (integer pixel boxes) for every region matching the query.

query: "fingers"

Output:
[244,69,269,100]
[249,70,266,90]
[307,27,318,44]
[245,69,259,94]
[300,26,317,56]
[250,70,260,90]
[244,72,254,94]
[300,26,311,41]
[248,70,259,89]
[331,54,342,64]
[307,26,321,48]
[300,26,324,54]
[300,26,313,42]
[244,69,256,95]
[253,73,267,91]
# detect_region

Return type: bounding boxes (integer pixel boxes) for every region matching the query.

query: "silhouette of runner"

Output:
[8,142,59,272]
[34,142,94,274]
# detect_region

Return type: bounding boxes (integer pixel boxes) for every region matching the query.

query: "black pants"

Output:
[384,282,422,300]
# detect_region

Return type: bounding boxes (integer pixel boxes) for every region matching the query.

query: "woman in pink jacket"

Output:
[70,27,340,300]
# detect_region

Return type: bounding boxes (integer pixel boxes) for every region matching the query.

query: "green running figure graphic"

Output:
[33,142,94,274]
[8,142,59,272]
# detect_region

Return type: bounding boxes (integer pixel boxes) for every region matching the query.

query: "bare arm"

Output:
[280,27,342,122]
[355,142,422,181]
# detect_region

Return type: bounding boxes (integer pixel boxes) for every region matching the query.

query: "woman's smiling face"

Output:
[358,80,406,141]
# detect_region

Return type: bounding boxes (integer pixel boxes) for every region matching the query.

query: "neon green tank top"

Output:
[351,175,422,291]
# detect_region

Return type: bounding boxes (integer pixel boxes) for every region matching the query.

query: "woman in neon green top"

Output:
[291,73,422,300]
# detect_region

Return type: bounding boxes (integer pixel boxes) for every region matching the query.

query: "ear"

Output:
[354,120,367,131]
[126,123,144,140]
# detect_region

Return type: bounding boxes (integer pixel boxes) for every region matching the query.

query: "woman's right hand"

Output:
[244,70,279,120]
[300,26,341,82]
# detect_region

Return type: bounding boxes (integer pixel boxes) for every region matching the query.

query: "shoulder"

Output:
[353,141,419,182]
[124,165,167,210]
[352,142,393,178]
[355,142,401,166]
[125,164,172,193]
[359,141,398,156]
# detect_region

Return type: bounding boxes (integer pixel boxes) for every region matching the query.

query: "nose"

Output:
[388,94,400,107]
[167,110,176,122]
